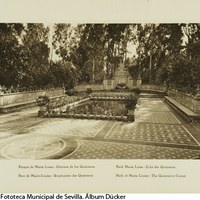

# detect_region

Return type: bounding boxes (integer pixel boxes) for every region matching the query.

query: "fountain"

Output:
[103,61,134,90]
[38,91,138,122]
[37,62,138,122]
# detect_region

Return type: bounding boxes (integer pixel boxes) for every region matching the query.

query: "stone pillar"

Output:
[137,74,142,88]
[128,77,134,89]
[103,79,115,90]
[103,80,107,90]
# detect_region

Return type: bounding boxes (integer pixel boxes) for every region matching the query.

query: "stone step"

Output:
[139,93,165,98]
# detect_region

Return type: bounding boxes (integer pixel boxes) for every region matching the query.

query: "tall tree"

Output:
[20,23,50,87]
[104,24,133,78]
[49,60,79,89]
[169,23,200,93]
[0,23,24,87]
[78,24,107,82]
[136,23,183,84]
[53,23,72,61]
[52,23,82,85]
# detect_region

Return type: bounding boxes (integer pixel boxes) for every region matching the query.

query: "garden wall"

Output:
[0,88,65,108]
[168,90,200,114]
[140,84,167,92]
[74,83,168,92]
[74,84,104,91]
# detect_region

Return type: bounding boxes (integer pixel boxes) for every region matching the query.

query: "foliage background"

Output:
[0,23,200,94]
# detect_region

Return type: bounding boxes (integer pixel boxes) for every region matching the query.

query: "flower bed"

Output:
[37,95,88,117]
[40,92,138,122]
[35,89,141,123]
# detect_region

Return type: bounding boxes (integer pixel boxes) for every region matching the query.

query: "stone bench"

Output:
[165,96,200,122]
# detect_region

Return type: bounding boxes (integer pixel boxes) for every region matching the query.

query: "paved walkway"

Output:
[0,98,200,159]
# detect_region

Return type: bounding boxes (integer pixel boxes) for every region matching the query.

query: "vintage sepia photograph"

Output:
[0,23,200,160]
[1,0,200,195]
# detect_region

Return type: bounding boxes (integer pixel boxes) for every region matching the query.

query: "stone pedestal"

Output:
[128,77,134,89]
[137,74,142,88]
[114,62,132,87]
[104,62,135,89]
[127,109,135,122]
[38,106,47,117]
[103,79,115,90]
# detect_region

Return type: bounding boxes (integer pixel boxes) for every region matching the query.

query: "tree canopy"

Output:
[0,23,200,94]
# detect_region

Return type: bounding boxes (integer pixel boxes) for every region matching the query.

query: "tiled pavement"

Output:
[105,123,197,145]
[0,99,200,159]
[65,139,200,159]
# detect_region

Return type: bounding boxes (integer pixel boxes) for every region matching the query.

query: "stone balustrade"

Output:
[74,83,167,92]
[74,84,104,92]
[0,88,65,113]
[89,92,135,100]
[168,90,200,114]
[140,84,167,92]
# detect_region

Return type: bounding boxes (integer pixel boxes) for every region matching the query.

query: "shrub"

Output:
[125,94,138,109]
[36,95,50,106]
[132,88,141,95]
[65,89,78,96]
[86,87,93,95]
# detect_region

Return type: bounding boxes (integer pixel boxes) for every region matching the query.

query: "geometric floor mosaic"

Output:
[135,112,181,124]
[105,123,198,145]
[66,140,200,159]
[0,99,200,159]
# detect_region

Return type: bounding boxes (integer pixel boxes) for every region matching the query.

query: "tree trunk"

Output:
[92,58,95,82]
